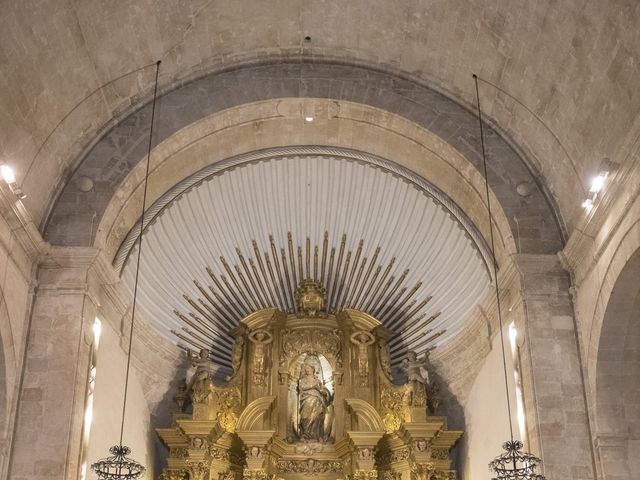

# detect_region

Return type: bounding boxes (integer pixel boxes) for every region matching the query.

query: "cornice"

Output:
[0,181,47,279]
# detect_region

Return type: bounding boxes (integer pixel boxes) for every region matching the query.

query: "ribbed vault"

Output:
[120,151,491,369]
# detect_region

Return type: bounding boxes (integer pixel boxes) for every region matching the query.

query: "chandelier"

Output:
[488,441,545,480]
[91,60,162,479]
[91,446,146,480]
[472,74,546,480]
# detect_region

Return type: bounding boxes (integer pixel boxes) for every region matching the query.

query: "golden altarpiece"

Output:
[157,281,462,480]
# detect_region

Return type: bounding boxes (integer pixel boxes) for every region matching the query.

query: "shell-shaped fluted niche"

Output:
[120,153,491,367]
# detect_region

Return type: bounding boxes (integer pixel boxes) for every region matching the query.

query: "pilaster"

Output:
[512,254,595,480]
[8,246,104,480]
[593,434,630,480]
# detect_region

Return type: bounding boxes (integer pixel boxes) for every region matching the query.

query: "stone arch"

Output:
[236,396,276,432]
[594,246,640,479]
[42,61,564,258]
[85,99,521,276]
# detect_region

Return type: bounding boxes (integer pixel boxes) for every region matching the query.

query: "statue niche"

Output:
[289,353,335,443]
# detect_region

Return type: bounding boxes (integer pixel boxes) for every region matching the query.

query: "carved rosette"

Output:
[378,447,411,469]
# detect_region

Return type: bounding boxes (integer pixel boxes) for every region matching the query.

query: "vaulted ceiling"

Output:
[2,0,639,238]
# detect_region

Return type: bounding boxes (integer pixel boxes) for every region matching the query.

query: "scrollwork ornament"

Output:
[380,471,402,480]
[430,448,449,460]
[209,447,231,462]
[160,469,188,480]
[390,448,411,463]
[188,461,211,480]
[410,462,436,480]
[382,412,402,433]
[171,447,189,459]
[243,469,268,480]
[352,470,378,480]
[218,470,236,480]
[380,386,411,432]
[279,329,342,367]
[276,458,343,474]
[218,411,239,432]
[380,447,411,465]
[213,386,241,432]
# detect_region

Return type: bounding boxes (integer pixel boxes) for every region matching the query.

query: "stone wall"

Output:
[0,182,42,479]
[562,147,640,479]
[461,330,520,480]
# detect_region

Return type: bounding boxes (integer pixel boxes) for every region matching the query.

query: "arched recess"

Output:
[594,247,640,479]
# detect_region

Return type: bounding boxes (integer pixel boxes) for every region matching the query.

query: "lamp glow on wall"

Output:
[582,171,609,210]
[473,74,546,480]
[1,164,26,199]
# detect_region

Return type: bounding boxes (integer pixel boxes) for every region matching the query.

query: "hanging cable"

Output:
[92,60,161,480]
[473,73,514,442]
[118,59,162,446]
[475,74,546,480]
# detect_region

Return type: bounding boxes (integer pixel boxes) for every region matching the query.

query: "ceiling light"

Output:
[589,171,608,193]
[304,116,314,123]
[1,165,16,184]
